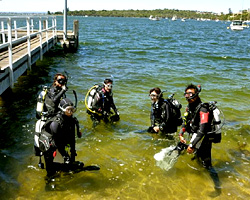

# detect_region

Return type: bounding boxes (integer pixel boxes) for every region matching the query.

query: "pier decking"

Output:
[0,15,79,95]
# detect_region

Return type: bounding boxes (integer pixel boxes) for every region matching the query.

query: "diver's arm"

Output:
[109,95,118,114]
[189,107,210,148]
[179,125,187,143]
[150,105,155,127]
[158,102,170,131]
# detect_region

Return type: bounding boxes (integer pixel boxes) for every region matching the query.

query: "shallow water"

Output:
[0,16,250,199]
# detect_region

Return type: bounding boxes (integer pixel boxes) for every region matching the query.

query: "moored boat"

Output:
[229,20,244,31]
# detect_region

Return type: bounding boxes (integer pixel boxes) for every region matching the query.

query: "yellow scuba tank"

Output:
[87,85,98,109]
[36,86,48,119]
[85,85,102,116]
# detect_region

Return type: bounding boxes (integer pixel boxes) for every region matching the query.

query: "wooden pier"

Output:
[0,16,79,95]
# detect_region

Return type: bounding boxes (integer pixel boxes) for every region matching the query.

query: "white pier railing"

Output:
[0,15,57,88]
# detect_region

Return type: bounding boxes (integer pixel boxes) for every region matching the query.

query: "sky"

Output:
[0,0,249,14]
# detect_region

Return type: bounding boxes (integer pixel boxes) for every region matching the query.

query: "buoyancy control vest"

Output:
[151,94,182,133]
[164,94,183,127]
[186,101,224,143]
[34,114,63,156]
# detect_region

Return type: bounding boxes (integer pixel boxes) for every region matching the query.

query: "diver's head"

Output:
[53,73,67,87]
[59,98,76,117]
[104,78,113,92]
[149,87,163,103]
[184,84,201,104]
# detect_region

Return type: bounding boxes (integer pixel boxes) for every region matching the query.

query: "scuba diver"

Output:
[41,98,82,178]
[35,73,69,153]
[148,87,182,136]
[36,72,68,121]
[85,78,120,126]
[179,84,213,168]
[43,73,68,119]
[179,84,221,190]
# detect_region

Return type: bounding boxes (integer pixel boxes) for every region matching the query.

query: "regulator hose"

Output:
[73,90,77,110]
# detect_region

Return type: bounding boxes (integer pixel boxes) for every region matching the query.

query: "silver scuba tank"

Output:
[213,107,221,134]
[209,101,223,143]
[35,119,46,133]
[87,87,97,109]
[36,86,48,118]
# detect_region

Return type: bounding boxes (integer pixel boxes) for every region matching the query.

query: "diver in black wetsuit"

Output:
[179,84,221,191]
[44,73,68,118]
[42,98,82,178]
[179,84,212,167]
[87,78,119,125]
[148,87,181,135]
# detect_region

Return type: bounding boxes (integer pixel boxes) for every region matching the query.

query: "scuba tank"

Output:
[213,106,221,133]
[35,119,46,133]
[85,85,102,116]
[87,86,98,109]
[36,86,48,119]
[35,85,48,152]
[34,119,45,168]
[34,85,48,168]
[209,101,223,143]
[208,101,224,143]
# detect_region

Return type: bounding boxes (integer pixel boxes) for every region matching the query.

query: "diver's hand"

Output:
[179,135,186,144]
[153,126,160,133]
[187,146,194,154]
[62,85,67,91]
[77,131,82,138]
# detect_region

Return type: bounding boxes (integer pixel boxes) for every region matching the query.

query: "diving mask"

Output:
[61,106,76,113]
[105,83,113,89]
[149,94,159,101]
[184,92,197,100]
[57,78,67,85]
[149,94,158,98]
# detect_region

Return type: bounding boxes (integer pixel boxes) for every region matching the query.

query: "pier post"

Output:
[63,0,67,41]
[1,21,6,44]
[73,20,79,49]
[39,18,43,60]
[26,17,31,70]
[59,20,79,52]
[7,17,14,88]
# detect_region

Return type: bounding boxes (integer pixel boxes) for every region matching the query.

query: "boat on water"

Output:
[149,15,160,21]
[229,20,244,31]
[172,15,177,21]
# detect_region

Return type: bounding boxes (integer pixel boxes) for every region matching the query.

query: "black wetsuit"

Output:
[43,113,80,177]
[149,98,177,134]
[44,86,67,118]
[90,86,118,122]
[182,98,212,168]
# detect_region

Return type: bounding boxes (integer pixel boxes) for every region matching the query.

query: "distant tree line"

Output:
[49,8,250,21]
